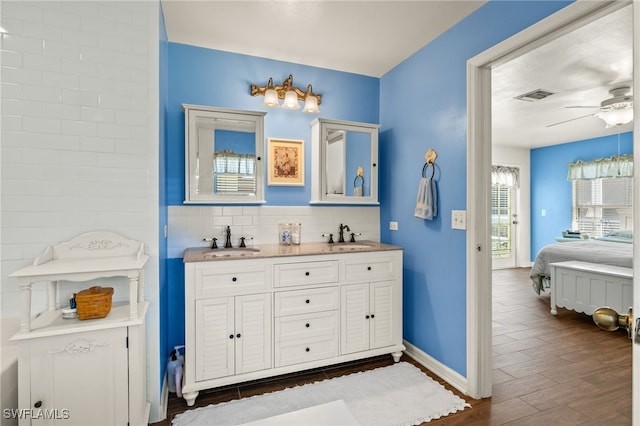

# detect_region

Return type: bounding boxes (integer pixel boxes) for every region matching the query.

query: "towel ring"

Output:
[354,175,364,187]
[422,162,435,179]
[421,148,437,179]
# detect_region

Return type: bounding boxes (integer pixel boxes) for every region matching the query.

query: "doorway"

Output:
[491,166,520,269]
[465,3,637,418]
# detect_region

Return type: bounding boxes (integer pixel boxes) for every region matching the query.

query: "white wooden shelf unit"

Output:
[9,231,150,426]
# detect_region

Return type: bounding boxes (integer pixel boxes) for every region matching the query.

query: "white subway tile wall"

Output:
[168,206,381,258]
[1,0,161,420]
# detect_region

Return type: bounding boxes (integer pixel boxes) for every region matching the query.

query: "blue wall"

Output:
[379,1,572,376]
[166,44,379,207]
[530,132,633,258]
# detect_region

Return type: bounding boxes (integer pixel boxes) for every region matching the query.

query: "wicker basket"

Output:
[76,286,114,320]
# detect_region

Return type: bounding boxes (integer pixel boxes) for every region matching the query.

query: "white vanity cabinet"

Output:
[182,246,403,406]
[341,281,396,355]
[195,294,272,381]
[341,252,402,355]
[273,259,341,368]
[183,259,273,405]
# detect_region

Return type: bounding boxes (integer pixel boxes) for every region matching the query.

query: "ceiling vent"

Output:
[514,89,555,102]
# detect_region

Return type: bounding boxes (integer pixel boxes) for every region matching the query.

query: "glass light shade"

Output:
[262,89,280,107]
[596,108,633,128]
[302,95,319,113]
[282,89,300,110]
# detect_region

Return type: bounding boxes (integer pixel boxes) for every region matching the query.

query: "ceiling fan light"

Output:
[596,108,633,128]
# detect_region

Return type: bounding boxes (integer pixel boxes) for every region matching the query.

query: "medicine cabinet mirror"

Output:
[310,118,380,205]
[184,105,266,204]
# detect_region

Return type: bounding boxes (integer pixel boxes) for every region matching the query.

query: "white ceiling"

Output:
[492,5,633,149]
[162,1,633,149]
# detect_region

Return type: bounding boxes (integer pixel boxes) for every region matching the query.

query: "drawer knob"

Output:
[371,314,375,319]
[305,347,310,352]
[365,315,370,319]
[229,334,234,339]
[34,401,42,408]
[305,271,310,276]
[232,277,237,282]
[305,323,310,328]
[367,266,372,271]
[305,299,310,304]
[236,333,241,338]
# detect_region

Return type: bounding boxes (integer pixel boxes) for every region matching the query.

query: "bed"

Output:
[530,231,633,315]
[530,233,633,294]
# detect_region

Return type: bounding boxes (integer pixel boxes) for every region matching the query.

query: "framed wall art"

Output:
[267,138,304,186]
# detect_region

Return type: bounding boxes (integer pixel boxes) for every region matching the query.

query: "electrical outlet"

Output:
[451,210,466,230]
[389,221,398,231]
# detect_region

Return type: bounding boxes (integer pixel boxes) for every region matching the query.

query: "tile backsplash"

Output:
[168,205,380,258]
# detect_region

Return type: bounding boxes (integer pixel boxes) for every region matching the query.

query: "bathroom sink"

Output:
[202,248,261,258]
[330,243,375,250]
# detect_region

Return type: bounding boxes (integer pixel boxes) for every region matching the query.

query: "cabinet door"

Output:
[29,328,128,426]
[340,283,370,355]
[370,281,395,349]
[195,298,235,381]
[235,294,272,375]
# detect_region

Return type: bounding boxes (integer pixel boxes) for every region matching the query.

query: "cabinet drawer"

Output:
[275,334,339,368]
[274,260,339,288]
[274,287,339,317]
[275,310,339,343]
[194,262,269,298]
[343,254,396,282]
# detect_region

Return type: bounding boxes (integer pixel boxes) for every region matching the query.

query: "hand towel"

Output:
[414,177,437,220]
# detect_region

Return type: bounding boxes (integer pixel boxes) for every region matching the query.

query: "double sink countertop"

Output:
[183,241,402,263]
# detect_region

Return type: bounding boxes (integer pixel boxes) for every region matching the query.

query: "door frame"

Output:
[466,3,637,419]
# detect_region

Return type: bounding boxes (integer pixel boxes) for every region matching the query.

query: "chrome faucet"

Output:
[338,224,350,243]
[224,226,233,248]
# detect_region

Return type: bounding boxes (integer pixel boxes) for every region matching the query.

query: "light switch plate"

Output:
[389,221,398,231]
[451,210,466,230]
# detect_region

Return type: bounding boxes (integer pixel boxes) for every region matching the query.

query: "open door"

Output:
[467,2,638,421]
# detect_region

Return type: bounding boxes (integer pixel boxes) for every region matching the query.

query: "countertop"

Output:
[183,241,402,263]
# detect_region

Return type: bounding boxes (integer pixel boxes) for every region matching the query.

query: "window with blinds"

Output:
[213,151,257,194]
[491,184,512,258]
[571,177,633,237]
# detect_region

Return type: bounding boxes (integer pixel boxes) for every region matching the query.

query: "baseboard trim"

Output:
[403,340,469,395]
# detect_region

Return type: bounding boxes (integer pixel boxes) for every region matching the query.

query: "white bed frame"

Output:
[550,261,633,316]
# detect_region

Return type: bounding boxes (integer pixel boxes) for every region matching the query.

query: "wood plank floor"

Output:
[153,267,632,425]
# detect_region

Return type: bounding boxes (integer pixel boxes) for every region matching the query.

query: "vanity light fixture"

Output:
[251,74,321,113]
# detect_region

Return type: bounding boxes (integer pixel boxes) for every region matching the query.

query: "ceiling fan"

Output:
[547,85,634,128]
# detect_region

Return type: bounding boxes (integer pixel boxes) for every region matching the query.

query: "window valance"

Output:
[567,154,633,180]
[491,165,519,188]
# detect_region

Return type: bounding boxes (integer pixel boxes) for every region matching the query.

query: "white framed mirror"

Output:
[310,118,380,205]
[183,105,266,204]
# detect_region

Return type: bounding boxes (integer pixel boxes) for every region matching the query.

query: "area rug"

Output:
[172,362,470,426]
